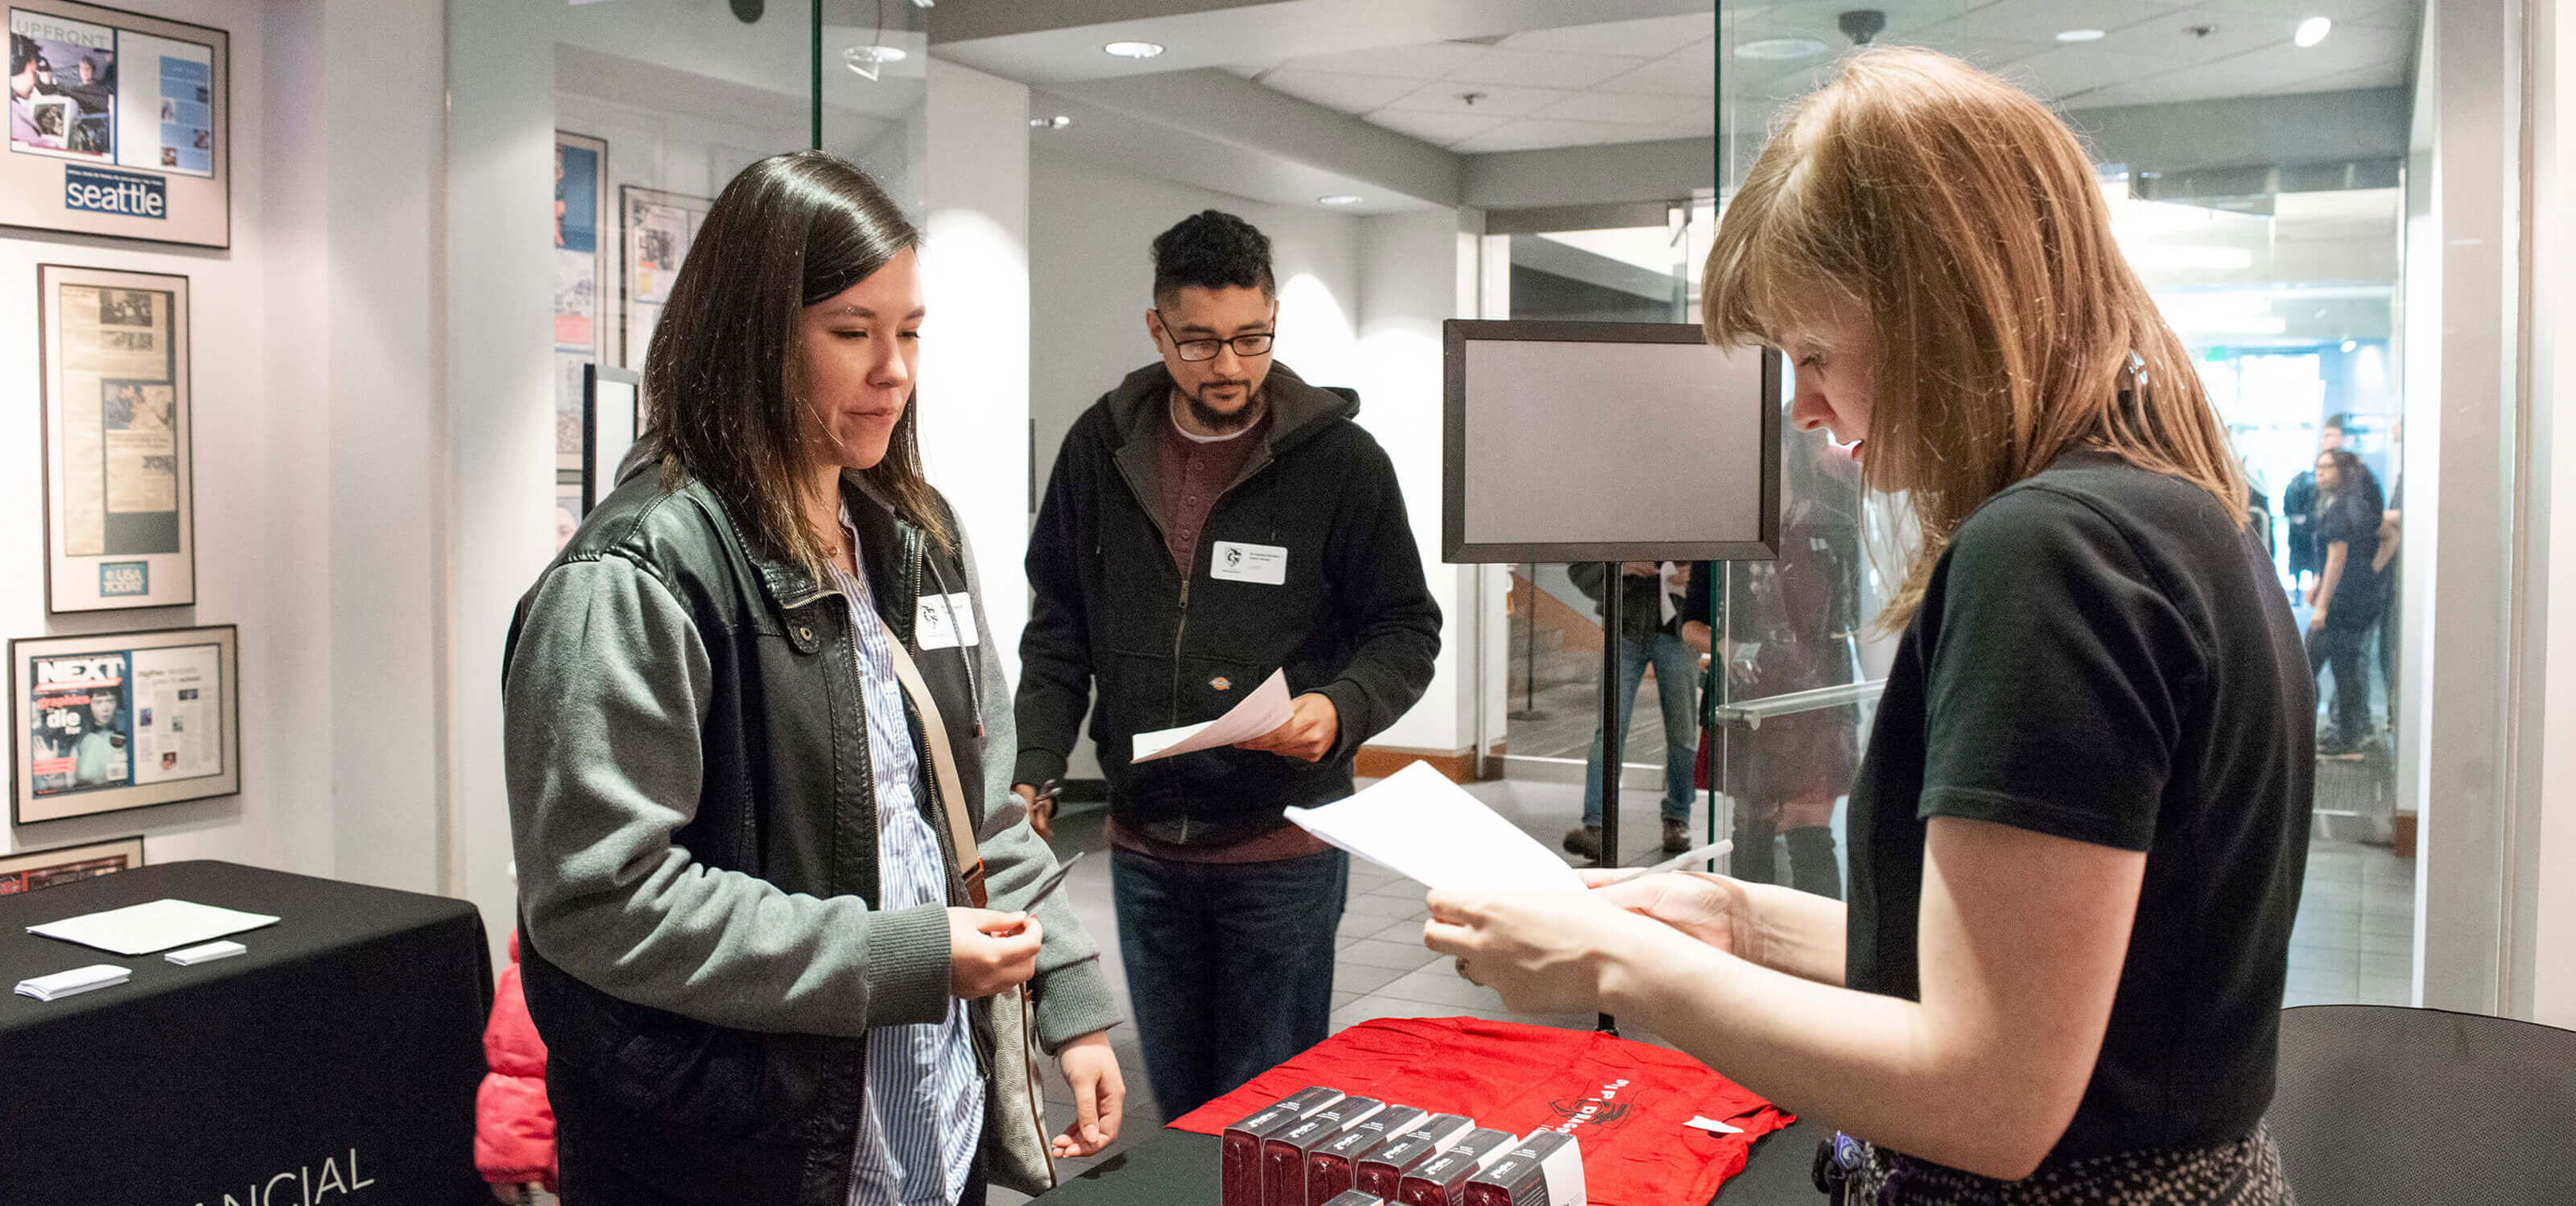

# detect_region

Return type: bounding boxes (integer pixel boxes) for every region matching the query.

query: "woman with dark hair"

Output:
[504,151,1123,1206]
[2307,446,2385,754]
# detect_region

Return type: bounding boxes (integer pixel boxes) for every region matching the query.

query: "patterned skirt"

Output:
[1852,1125,2295,1206]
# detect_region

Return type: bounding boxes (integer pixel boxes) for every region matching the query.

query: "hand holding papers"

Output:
[1284,761,1585,894]
[1131,668,1294,763]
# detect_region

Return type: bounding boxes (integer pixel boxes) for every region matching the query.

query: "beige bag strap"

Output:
[857,597,988,907]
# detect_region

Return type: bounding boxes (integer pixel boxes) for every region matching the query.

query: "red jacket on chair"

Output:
[476,931,558,1192]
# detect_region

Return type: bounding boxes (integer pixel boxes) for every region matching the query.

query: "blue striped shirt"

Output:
[832,512,985,1206]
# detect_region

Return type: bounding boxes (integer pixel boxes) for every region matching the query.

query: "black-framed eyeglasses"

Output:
[1155,309,1276,362]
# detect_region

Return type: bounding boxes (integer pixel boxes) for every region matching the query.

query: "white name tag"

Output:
[915,592,979,650]
[1210,541,1288,585]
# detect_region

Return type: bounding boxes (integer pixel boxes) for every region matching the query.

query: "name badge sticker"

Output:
[1210,541,1288,586]
[915,592,980,650]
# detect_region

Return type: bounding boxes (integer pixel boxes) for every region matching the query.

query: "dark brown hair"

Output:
[642,151,949,573]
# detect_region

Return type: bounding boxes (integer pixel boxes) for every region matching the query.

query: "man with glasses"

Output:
[1014,209,1439,1117]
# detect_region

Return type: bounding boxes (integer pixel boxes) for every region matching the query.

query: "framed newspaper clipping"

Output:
[0,833,142,893]
[5,1,230,248]
[619,184,709,369]
[10,624,237,824]
[38,262,192,612]
[554,130,606,476]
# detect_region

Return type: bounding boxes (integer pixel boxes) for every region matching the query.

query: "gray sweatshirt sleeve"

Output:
[952,527,1125,1055]
[505,553,952,1037]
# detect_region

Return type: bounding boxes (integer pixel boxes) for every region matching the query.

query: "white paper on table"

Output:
[1129,668,1294,763]
[1284,761,1586,894]
[27,898,281,956]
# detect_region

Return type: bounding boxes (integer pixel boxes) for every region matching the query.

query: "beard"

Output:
[1177,377,1265,435]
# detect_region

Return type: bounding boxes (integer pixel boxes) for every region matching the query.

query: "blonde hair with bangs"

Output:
[1703,47,2246,629]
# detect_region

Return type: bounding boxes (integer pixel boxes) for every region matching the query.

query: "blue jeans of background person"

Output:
[1111,844,1348,1120]
[1583,632,1699,828]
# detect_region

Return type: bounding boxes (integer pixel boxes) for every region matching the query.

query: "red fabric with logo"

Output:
[1170,1017,1793,1206]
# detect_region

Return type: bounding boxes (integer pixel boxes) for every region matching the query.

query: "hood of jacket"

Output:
[1100,361,1358,455]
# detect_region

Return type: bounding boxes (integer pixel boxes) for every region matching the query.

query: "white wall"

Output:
[922,61,1034,677]
[2525,0,2576,1030]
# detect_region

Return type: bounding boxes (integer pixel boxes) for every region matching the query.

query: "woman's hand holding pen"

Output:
[947,909,1042,998]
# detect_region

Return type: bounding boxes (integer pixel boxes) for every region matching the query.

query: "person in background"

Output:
[1426,48,2310,1204]
[2309,447,2386,755]
[1565,559,1700,863]
[506,151,1122,1205]
[1013,209,1440,1119]
[477,930,555,1204]
[1682,435,1862,899]
[2278,412,2347,595]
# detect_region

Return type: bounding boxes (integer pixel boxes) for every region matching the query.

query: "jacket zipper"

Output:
[1137,448,1278,848]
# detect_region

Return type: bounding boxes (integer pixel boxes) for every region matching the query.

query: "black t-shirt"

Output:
[1845,452,2315,1168]
[2313,493,2384,623]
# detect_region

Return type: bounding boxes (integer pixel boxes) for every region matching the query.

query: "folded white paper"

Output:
[1285,761,1587,894]
[1685,1114,1744,1135]
[165,939,248,966]
[1130,668,1294,763]
[15,963,131,1002]
[27,898,280,956]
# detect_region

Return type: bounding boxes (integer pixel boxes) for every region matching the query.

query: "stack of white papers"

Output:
[15,964,130,1002]
[1131,669,1294,762]
[1285,761,1587,894]
[26,898,280,956]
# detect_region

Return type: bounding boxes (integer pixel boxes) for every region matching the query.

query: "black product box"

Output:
[1356,1113,1474,1200]
[1393,1128,1518,1206]
[1266,1097,1388,1206]
[1308,1105,1430,1205]
[1224,1088,1347,1206]
[1463,1130,1586,1206]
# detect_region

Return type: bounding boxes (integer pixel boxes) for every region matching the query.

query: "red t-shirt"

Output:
[1171,1017,1793,1206]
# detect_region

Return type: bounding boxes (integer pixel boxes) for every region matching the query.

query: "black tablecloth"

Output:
[0,859,493,1204]
[1035,1117,1827,1204]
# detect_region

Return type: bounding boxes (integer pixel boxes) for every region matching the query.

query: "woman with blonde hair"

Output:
[1426,47,2310,1204]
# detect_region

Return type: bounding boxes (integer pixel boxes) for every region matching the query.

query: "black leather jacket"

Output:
[504,466,1114,1204]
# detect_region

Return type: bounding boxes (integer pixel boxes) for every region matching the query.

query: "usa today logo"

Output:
[64,164,167,220]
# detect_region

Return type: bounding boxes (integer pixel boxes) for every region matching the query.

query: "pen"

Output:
[1597,839,1735,886]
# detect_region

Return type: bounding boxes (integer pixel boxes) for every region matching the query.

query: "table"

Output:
[1035,1117,1827,1204]
[0,860,493,1204]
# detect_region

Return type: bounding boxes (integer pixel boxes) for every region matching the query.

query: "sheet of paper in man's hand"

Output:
[1284,761,1586,894]
[1130,668,1294,762]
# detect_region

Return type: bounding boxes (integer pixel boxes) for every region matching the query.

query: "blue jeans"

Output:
[1110,845,1348,1119]
[1583,632,1699,828]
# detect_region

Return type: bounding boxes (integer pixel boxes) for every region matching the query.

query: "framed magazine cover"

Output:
[3,1,230,248]
[553,130,606,476]
[0,833,142,894]
[10,624,237,824]
[38,262,194,612]
[619,184,709,370]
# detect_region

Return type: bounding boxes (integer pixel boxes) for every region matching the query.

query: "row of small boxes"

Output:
[1222,1086,1587,1206]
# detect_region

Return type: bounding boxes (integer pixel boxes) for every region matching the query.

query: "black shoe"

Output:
[1562,825,1603,863]
[2318,731,2367,758]
[1662,819,1691,854]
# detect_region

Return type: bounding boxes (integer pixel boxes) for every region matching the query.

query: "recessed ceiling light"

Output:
[1318,195,1363,207]
[1104,40,1165,59]
[2293,16,2331,47]
[1736,36,1829,60]
[2056,28,2107,43]
[843,44,905,79]
[1029,114,1072,130]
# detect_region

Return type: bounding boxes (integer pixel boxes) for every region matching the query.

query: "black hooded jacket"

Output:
[1014,361,1441,846]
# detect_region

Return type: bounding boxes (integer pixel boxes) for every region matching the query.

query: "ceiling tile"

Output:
[1880,23,2059,68]
[1441,46,1652,90]
[1922,0,2202,42]
[1994,43,2187,100]
[2197,0,2417,23]
[1501,13,1721,58]
[1455,118,1695,154]
[2082,5,2296,60]
[1534,90,1707,125]
[1597,56,1720,97]
[1253,68,1425,114]
[1382,80,1574,118]
[1363,109,1508,147]
[1278,41,1489,81]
